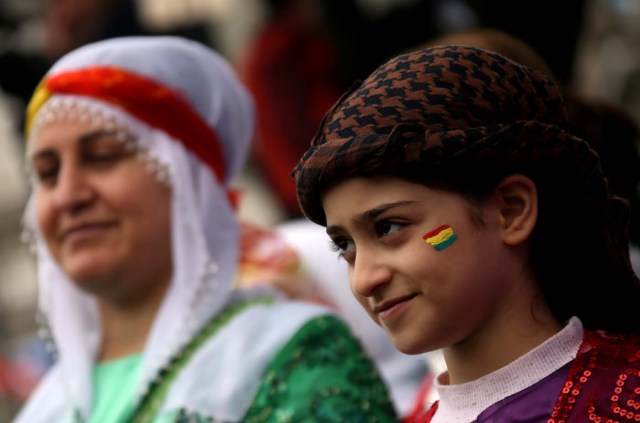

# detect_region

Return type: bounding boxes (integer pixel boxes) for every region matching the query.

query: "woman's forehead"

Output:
[28,120,94,152]
[27,96,138,153]
[29,96,134,141]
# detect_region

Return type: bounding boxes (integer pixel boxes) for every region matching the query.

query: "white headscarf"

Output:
[20,36,259,420]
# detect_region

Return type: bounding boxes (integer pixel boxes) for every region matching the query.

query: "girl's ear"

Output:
[493,174,538,246]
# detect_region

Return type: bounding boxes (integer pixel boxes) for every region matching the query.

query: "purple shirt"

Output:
[474,361,572,422]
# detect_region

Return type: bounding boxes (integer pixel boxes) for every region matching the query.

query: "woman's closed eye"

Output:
[86,149,128,164]
[31,155,60,186]
[83,134,133,164]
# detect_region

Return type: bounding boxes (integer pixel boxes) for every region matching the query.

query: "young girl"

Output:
[293,45,640,422]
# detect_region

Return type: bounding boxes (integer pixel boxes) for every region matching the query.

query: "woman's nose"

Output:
[350,248,392,297]
[53,164,94,213]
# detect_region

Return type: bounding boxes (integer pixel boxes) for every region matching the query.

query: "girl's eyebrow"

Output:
[326,200,415,236]
[356,201,415,222]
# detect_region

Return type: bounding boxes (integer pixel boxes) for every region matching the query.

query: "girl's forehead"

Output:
[323,176,461,222]
[325,176,442,202]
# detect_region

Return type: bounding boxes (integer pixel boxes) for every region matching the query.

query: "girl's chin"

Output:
[388,330,446,356]
[388,334,426,355]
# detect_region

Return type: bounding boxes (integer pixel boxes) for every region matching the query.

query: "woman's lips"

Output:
[62,222,116,244]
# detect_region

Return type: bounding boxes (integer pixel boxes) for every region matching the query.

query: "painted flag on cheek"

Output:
[423,225,457,251]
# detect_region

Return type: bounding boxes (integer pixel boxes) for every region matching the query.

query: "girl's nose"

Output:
[350,248,392,297]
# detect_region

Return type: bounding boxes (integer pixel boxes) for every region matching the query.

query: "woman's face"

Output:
[29,119,172,300]
[322,175,524,355]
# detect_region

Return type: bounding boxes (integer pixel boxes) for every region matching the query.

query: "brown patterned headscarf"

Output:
[293,46,640,331]
[294,46,598,224]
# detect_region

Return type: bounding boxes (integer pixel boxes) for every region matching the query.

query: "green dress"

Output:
[243,315,397,422]
[90,301,398,423]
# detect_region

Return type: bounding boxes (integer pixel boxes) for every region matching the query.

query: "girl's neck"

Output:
[443,299,561,385]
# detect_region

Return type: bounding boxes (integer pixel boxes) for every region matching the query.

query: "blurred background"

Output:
[0,0,638,419]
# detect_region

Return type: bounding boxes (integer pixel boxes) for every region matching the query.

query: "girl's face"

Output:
[29,120,172,301]
[322,175,527,355]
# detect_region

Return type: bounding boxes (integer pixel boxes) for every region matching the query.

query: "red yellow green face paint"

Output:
[423,224,458,251]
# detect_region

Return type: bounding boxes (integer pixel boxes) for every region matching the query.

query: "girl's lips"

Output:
[375,294,417,323]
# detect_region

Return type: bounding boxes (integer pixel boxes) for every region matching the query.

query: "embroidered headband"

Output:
[26,66,226,183]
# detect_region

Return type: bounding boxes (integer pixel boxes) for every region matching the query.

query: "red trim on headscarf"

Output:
[226,189,242,211]
[43,67,226,182]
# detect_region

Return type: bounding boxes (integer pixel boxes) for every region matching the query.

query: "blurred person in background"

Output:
[242,0,438,218]
[0,0,212,132]
[460,0,588,86]
[14,35,397,422]
[42,0,145,61]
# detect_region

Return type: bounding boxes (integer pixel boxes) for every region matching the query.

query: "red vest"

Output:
[409,330,640,422]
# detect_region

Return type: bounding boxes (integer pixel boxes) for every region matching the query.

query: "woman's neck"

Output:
[97,278,170,361]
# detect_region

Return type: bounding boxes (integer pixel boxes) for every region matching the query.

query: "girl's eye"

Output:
[375,220,404,237]
[329,238,355,258]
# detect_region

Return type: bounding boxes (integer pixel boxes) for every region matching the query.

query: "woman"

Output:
[293,45,640,422]
[15,36,397,422]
